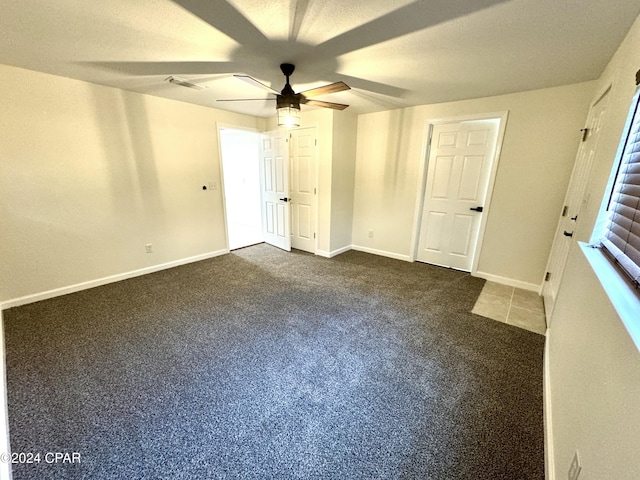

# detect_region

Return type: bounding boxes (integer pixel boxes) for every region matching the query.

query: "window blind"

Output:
[601,79,640,288]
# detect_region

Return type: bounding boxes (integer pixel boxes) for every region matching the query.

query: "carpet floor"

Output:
[3,244,545,479]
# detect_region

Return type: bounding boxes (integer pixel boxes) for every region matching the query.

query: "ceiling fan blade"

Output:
[337,74,408,98]
[299,81,350,99]
[217,98,276,102]
[234,75,280,95]
[301,99,349,110]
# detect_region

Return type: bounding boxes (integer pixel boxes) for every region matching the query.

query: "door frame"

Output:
[216,123,262,251]
[410,111,509,273]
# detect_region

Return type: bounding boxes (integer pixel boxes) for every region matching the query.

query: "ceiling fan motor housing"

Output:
[277,93,301,110]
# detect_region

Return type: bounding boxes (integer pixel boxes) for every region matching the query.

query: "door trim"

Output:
[410,111,509,274]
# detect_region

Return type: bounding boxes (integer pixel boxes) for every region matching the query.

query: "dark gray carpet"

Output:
[3,244,545,479]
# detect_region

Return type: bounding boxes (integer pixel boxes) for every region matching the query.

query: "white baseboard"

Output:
[473,271,541,292]
[351,245,412,262]
[316,245,352,258]
[1,249,229,310]
[0,311,10,480]
[544,328,555,480]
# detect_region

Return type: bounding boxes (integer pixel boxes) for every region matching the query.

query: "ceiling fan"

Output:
[218,63,350,125]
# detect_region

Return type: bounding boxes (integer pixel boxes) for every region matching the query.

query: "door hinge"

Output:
[561,205,568,217]
[313,232,316,239]
[580,128,589,142]
[314,187,317,194]
[545,272,551,282]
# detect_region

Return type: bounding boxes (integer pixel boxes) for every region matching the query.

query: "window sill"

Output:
[580,242,640,351]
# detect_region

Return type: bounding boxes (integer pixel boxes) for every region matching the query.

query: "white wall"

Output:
[352,83,595,286]
[330,111,357,253]
[547,12,640,480]
[548,246,640,480]
[0,64,263,304]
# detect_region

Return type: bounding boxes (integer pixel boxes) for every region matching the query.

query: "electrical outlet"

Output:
[568,450,582,480]
[145,243,153,253]
[368,229,374,238]
[209,181,218,190]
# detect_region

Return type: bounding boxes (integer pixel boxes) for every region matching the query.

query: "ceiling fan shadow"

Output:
[82,0,513,113]
[87,61,239,76]
[171,0,270,52]
[289,0,312,42]
[308,0,512,59]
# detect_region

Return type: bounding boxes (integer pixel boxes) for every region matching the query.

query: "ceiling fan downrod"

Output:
[278,63,299,108]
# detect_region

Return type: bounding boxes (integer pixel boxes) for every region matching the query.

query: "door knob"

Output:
[279,197,290,202]
[469,206,484,212]
[563,231,573,237]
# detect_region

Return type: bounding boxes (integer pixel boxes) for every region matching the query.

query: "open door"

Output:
[260,131,291,252]
[542,86,610,323]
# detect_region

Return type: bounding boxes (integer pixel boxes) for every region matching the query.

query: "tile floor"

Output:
[472,281,547,335]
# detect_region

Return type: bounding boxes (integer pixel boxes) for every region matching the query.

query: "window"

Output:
[600,73,640,289]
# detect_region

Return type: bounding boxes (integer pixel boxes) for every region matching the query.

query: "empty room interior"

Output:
[1,1,640,479]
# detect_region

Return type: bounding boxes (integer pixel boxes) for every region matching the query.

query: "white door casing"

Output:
[416,119,501,271]
[260,131,291,252]
[542,86,610,322]
[289,127,317,253]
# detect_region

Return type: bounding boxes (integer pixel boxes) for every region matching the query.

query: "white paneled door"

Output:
[289,127,317,253]
[542,87,610,323]
[417,119,500,271]
[260,131,291,252]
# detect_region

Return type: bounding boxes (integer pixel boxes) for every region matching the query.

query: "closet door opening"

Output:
[219,128,263,250]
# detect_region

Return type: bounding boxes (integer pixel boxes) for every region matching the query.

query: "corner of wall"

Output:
[544,328,555,480]
[329,111,358,252]
[0,310,12,480]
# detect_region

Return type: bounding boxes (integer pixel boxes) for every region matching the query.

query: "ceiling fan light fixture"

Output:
[165,75,207,91]
[277,105,300,128]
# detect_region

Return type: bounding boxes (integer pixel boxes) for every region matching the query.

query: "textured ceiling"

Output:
[1,0,639,117]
